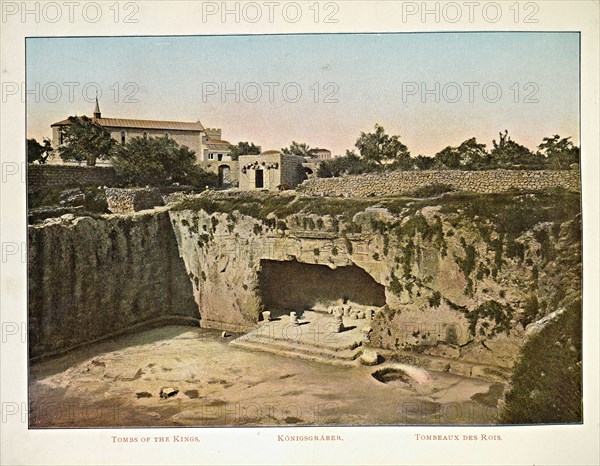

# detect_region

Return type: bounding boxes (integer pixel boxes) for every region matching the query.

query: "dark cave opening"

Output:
[258,259,386,315]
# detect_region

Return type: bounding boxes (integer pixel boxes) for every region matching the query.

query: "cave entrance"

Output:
[258,259,386,317]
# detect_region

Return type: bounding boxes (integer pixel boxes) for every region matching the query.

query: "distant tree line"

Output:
[30,117,579,186]
[317,125,580,178]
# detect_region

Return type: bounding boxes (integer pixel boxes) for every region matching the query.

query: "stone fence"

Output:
[28,164,122,192]
[298,169,581,197]
[105,187,165,213]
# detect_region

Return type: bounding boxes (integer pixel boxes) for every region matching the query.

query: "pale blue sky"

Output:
[27,32,579,156]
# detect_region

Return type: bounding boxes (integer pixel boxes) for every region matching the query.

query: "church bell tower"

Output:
[93,96,101,119]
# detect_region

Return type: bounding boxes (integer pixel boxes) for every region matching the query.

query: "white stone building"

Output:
[238,150,306,191]
[50,99,231,164]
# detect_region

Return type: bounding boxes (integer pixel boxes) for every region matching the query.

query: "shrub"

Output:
[522,295,540,325]
[500,300,582,424]
[428,291,442,308]
[466,300,513,337]
[343,235,353,254]
[316,151,378,178]
[408,183,454,198]
[389,271,403,296]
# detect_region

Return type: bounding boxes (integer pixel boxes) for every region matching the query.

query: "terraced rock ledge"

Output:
[230,311,366,366]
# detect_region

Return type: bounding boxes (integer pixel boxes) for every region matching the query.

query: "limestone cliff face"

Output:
[170,191,581,369]
[29,190,581,370]
[168,207,409,332]
[28,208,197,358]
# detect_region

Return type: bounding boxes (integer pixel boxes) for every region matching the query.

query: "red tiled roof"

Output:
[51,116,205,132]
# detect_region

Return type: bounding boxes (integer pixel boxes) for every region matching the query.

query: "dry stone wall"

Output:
[28,164,122,192]
[105,187,164,213]
[298,169,580,197]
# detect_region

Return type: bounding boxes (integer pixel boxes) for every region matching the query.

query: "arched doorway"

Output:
[218,165,232,188]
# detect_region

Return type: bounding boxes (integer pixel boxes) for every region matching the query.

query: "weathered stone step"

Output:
[231,332,363,360]
[229,311,367,365]
[230,337,363,367]
[234,316,365,352]
[237,328,362,352]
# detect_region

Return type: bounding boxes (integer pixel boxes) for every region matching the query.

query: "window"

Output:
[208,153,214,160]
[120,131,126,145]
[59,131,64,145]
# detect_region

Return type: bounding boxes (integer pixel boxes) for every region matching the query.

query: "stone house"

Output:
[308,148,332,159]
[202,128,233,162]
[238,150,306,191]
[50,98,230,164]
[49,100,324,191]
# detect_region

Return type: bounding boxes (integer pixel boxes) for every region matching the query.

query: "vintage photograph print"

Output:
[26,32,582,428]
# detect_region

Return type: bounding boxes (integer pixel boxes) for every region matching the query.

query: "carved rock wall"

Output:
[28,208,197,358]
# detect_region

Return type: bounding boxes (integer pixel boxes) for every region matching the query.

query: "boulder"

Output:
[360,349,381,366]
[159,387,179,399]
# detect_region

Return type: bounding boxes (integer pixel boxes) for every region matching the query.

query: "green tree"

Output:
[228,141,261,161]
[537,135,580,170]
[111,135,216,187]
[281,141,311,157]
[27,138,52,164]
[355,124,411,168]
[414,155,435,170]
[57,116,116,166]
[490,130,543,169]
[433,145,461,169]
[434,137,488,170]
[317,150,376,178]
[456,137,489,169]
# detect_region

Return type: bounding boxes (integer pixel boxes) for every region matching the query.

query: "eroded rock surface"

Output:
[29,189,582,373]
[169,190,581,369]
[28,208,198,358]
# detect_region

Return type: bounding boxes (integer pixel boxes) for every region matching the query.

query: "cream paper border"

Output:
[1,1,598,464]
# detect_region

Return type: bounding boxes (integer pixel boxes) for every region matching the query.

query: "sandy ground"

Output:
[29,326,505,427]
